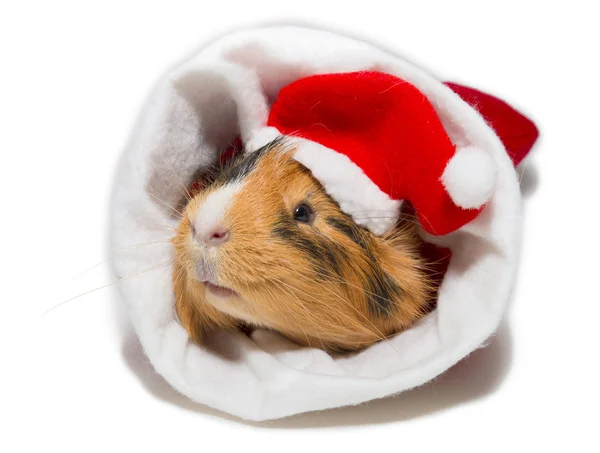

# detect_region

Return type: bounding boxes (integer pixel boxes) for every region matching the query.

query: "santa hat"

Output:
[245,71,537,236]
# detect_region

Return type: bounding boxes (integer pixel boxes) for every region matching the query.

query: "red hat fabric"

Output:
[443,82,539,167]
[249,71,536,236]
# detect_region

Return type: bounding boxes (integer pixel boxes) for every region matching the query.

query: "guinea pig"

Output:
[172,139,436,353]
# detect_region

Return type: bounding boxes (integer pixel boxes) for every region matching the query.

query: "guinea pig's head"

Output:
[172,139,433,352]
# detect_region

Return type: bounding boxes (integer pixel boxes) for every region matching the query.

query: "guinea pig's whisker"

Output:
[309,279,394,339]
[70,240,172,281]
[158,156,193,202]
[346,215,424,230]
[412,211,438,236]
[419,253,452,269]
[171,266,182,290]
[172,264,187,289]
[352,215,422,227]
[153,227,179,238]
[269,278,336,342]
[174,184,192,205]
[269,278,323,326]
[299,277,402,355]
[276,282,333,352]
[275,277,395,352]
[347,209,401,214]
[299,282,371,333]
[353,216,403,220]
[266,279,319,351]
[316,274,395,316]
[347,209,419,217]
[347,209,416,219]
[168,120,198,141]
[161,169,192,204]
[41,259,174,317]
[147,192,184,218]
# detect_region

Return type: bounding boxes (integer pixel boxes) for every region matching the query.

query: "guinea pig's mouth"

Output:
[203,281,239,299]
[194,257,239,298]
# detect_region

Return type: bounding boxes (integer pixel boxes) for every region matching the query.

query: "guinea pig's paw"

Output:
[251,330,344,374]
[251,330,305,354]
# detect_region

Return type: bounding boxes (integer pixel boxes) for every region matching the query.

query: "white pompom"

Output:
[245,127,281,152]
[442,146,498,209]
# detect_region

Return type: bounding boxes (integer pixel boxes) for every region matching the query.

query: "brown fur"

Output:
[172,142,435,353]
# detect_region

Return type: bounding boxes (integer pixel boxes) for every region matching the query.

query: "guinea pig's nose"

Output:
[207,226,230,245]
[193,223,230,246]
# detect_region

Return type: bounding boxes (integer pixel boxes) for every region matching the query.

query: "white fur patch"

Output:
[206,297,266,327]
[293,140,402,236]
[193,182,242,239]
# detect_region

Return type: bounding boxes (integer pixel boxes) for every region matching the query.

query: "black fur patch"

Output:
[276,212,402,316]
[365,271,401,316]
[326,216,369,251]
[217,137,285,184]
[326,215,402,315]
[273,214,342,277]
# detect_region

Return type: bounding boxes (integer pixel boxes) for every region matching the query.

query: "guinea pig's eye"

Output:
[293,203,313,223]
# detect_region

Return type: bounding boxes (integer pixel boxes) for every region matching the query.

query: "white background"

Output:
[2,1,599,451]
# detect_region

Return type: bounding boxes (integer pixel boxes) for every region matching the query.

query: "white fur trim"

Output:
[442,146,498,209]
[245,126,281,152]
[110,26,523,421]
[293,140,401,235]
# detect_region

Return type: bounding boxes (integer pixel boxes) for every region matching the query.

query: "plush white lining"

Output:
[110,26,522,421]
